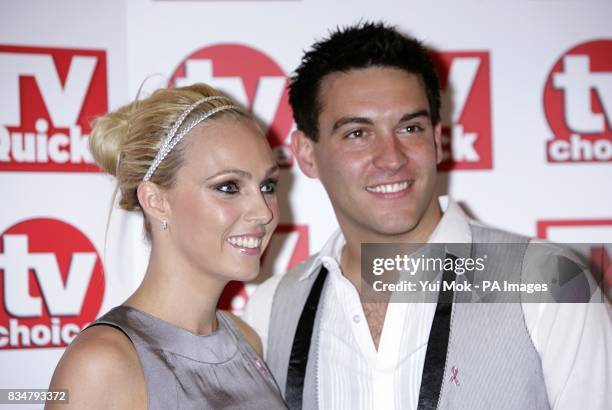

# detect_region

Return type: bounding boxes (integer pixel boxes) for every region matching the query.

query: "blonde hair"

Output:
[89,83,247,238]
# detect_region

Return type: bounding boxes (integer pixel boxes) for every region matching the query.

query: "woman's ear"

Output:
[137,181,171,227]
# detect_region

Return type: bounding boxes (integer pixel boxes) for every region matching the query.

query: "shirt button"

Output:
[353,314,361,324]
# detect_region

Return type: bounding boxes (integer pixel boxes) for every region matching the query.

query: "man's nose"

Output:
[372,133,408,171]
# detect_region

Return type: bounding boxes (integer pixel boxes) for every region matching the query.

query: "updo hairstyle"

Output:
[89,83,247,239]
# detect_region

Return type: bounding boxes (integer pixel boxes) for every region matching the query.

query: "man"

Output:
[244,22,610,410]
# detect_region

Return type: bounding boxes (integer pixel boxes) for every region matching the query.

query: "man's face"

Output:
[293,67,442,242]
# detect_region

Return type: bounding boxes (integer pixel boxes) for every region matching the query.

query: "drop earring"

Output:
[162,220,168,231]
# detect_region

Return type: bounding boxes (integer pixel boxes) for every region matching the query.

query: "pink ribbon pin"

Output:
[450,366,460,386]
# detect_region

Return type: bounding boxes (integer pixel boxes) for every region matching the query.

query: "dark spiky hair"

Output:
[288,21,441,141]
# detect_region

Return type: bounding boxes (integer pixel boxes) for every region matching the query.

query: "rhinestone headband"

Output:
[143,96,239,182]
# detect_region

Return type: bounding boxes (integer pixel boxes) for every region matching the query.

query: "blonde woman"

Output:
[47,84,287,409]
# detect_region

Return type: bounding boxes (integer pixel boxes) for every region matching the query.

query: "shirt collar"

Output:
[299,196,472,281]
[429,196,472,244]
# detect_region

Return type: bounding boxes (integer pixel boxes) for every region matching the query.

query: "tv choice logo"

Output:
[537,219,612,298]
[544,40,612,163]
[218,224,309,315]
[0,218,105,349]
[168,44,293,167]
[432,51,493,170]
[0,45,107,172]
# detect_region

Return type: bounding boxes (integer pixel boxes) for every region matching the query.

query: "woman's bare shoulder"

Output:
[46,325,146,410]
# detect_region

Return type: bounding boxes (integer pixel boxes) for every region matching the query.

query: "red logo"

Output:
[0,45,108,172]
[544,40,612,162]
[433,51,493,170]
[537,219,612,298]
[168,44,293,167]
[0,218,105,349]
[218,224,309,315]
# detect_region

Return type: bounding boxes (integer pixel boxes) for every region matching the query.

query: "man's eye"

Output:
[345,129,365,139]
[216,181,240,194]
[261,179,278,194]
[401,125,424,134]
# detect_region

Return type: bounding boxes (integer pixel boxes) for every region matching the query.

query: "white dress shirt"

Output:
[244,197,612,410]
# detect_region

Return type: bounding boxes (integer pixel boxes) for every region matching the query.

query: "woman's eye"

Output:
[261,179,278,194]
[216,181,240,194]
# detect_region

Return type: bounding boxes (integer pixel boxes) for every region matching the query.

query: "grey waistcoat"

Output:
[267,224,550,410]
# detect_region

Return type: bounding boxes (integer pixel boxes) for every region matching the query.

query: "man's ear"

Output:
[291,129,319,179]
[433,122,443,164]
[137,181,171,226]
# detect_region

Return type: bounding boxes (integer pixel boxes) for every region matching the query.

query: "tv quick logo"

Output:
[168,44,293,167]
[0,45,107,172]
[537,219,612,298]
[0,218,105,349]
[433,51,493,170]
[544,40,612,162]
[218,224,309,315]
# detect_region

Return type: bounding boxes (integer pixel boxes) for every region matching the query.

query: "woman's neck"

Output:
[124,245,226,334]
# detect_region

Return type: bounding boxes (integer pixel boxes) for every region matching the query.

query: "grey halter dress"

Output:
[87,306,287,410]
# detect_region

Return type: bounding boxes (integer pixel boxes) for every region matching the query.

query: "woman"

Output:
[47,83,287,409]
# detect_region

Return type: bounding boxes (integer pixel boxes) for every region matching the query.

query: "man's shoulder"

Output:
[249,253,319,303]
[468,221,598,302]
[467,220,581,265]
[467,219,532,243]
[468,219,577,256]
[243,252,322,355]
[282,253,321,282]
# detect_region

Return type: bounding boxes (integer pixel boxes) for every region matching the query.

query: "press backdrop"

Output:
[1,0,611,403]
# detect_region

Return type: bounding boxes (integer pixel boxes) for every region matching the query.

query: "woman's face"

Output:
[165,116,279,283]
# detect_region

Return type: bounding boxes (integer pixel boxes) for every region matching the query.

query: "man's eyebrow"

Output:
[331,110,431,133]
[331,117,374,133]
[398,110,430,122]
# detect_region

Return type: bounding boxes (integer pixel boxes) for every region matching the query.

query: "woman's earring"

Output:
[162,220,168,231]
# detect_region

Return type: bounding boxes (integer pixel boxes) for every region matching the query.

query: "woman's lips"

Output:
[227,235,263,255]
